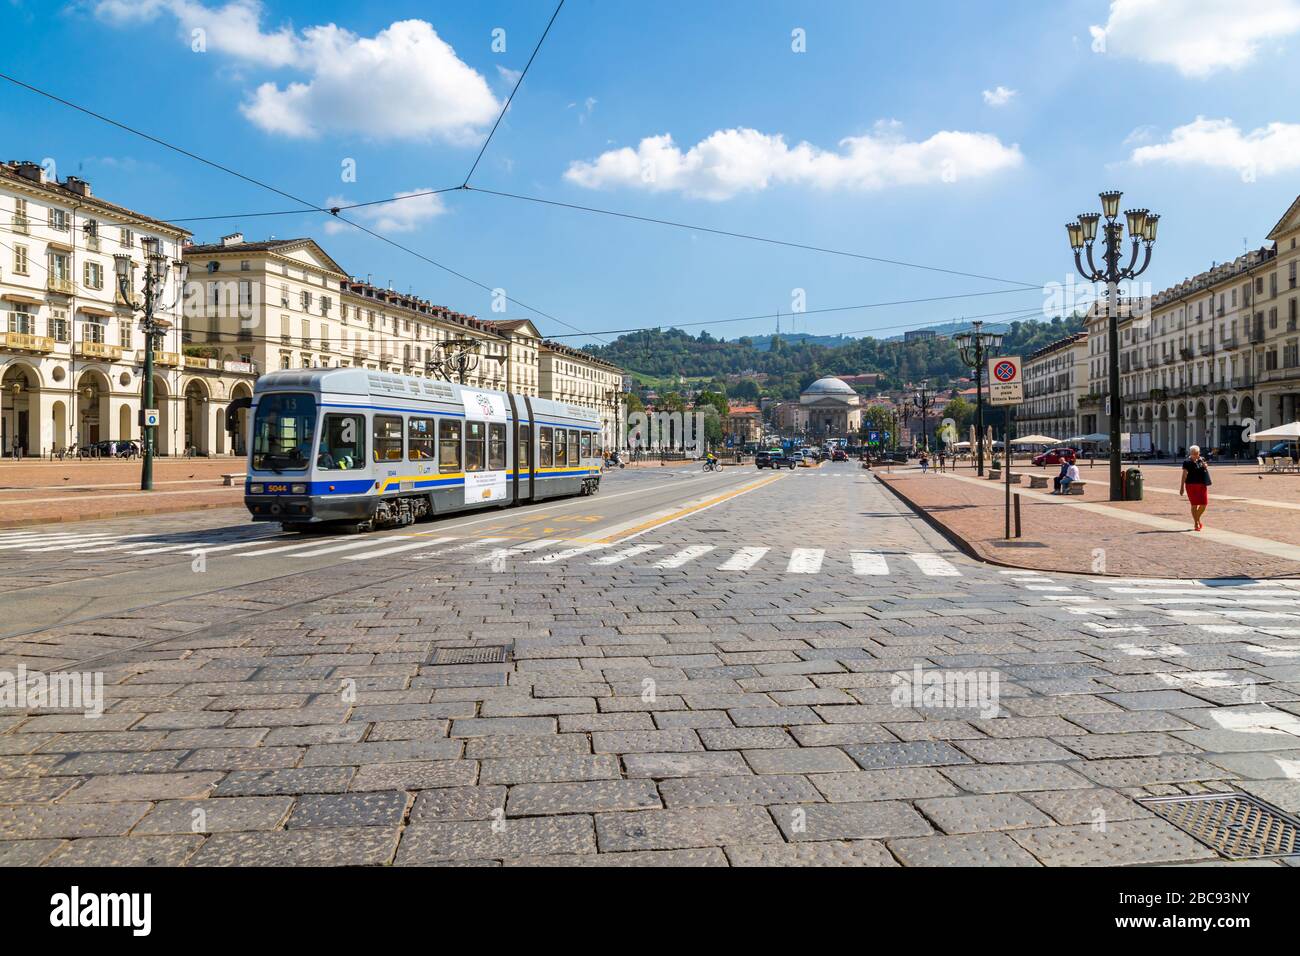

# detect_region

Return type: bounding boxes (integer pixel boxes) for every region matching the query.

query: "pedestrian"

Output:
[938,450,946,471]
[11,435,19,461]
[1180,444,1212,531]
[1051,459,1071,493]
[919,452,929,475]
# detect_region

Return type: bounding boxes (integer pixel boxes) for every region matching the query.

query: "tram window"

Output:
[553,428,567,468]
[407,417,435,460]
[539,427,553,467]
[373,416,403,462]
[567,430,579,466]
[518,424,531,470]
[319,414,365,470]
[580,432,592,460]
[488,423,507,471]
[465,421,486,472]
[439,419,461,473]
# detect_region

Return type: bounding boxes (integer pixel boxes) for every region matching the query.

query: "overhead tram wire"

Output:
[0,71,605,343]
[462,0,565,187]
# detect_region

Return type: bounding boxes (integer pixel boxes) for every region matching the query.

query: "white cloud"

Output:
[982,86,1016,106]
[563,122,1023,200]
[1090,0,1300,77]
[94,1,500,141]
[1130,117,1300,176]
[496,65,523,86]
[322,188,448,235]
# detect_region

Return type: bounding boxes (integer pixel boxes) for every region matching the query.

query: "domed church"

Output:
[794,377,863,439]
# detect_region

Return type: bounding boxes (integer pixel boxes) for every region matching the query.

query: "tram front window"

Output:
[252,393,316,472]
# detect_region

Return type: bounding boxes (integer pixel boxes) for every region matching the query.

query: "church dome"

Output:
[800,377,859,404]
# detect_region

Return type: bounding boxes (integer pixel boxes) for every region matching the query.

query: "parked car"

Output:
[755,449,797,469]
[1031,446,1078,466]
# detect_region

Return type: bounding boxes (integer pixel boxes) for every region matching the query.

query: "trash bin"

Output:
[1125,467,1143,501]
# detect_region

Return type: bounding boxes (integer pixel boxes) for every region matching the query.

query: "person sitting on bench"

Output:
[1053,461,1081,494]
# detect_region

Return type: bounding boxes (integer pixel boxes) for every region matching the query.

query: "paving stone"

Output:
[1070,755,1236,788]
[1062,711,1197,734]
[1021,788,1153,826]
[62,771,223,804]
[0,776,83,803]
[1100,690,1214,711]
[1008,818,1217,866]
[658,774,823,808]
[302,739,462,766]
[44,835,203,867]
[698,727,795,750]
[190,827,400,866]
[592,729,702,754]
[939,763,1093,793]
[287,791,408,828]
[889,831,1041,867]
[726,840,898,867]
[450,717,557,737]
[771,801,932,841]
[811,768,961,803]
[409,787,507,823]
[843,741,971,771]
[507,780,662,816]
[397,816,596,863]
[479,755,620,785]
[596,807,782,851]
[464,734,589,759]
[133,797,294,834]
[0,802,151,839]
[743,747,857,774]
[350,761,477,791]
[951,737,1077,764]
[622,752,750,779]
[507,848,727,867]
[214,767,355,797]
[0,839,63,866]
[968,716,1087,738]
[1057,732,1199,759]
[914,793,1054,834]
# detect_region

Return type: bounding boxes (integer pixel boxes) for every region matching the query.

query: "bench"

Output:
[1064,480,1088,495]
[1027,474,1049,489]
[222,473,245,487]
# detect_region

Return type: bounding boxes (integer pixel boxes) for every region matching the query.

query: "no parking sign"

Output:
[988,356,1023,406]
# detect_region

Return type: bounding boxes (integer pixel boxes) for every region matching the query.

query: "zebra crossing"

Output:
[0,526,965,577]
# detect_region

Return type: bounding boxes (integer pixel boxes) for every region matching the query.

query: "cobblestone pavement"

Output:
[0,462,1298,866]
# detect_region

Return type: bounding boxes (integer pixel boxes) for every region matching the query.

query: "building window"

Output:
[120,228,133,249]
[84,320,105,344]
[83,261,103,289]
[48,207,68,231]
[119,319,132,347]
[13,244,28,275]
[8,309,34,334]
[12,197,28,232]
[49,310,68,342]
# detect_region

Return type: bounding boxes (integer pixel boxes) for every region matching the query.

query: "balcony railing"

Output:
[46,276,74,295]
[12,217,28,235]
[75,340,123,361]
[146,350,180,367]
[0,331,55,353]
[1221,335,1239,350]
[85,235,101,253]
[183,355,220,370]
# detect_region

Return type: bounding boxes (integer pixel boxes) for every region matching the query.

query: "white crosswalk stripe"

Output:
[850,551,889,575]
[289,537,400,558]
[531,543,609,564]
[590,544,660,566]
[344,536,458,561]
[907,553,961,576]
[476,538,562,564]
[718,547,769,571]
[653,545,715,569]
[786,548,824,574]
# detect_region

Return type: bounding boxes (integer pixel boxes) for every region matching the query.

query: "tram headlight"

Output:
[291,483,307,494]
[249,483,264,494]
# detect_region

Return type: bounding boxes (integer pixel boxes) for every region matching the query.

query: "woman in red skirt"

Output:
[1179,445,1211,531]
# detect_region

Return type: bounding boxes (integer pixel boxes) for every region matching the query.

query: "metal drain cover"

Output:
[1138,792,1300,860]
[428,645,511,666]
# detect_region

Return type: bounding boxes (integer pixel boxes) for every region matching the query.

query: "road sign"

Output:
[988,356,1023,406]
[140,409,160,428]
[868,431,880,443]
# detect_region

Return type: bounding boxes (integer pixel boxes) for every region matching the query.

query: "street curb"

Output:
[873,472,1297,581]
[0,498,241,529]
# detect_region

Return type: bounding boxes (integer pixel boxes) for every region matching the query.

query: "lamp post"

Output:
[1067,191,1158,501]
[897,401,913,452]
[114,238,187,491]
[913,381,937,453]
[952,320,1004,476]
[5,381,21,459]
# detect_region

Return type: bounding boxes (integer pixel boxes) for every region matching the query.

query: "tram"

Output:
[243,368,602,530]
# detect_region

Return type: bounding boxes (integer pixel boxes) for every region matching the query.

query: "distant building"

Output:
[792,376,863,440]
[904,329,938,343]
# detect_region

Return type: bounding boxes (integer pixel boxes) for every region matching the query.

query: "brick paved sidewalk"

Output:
[0,459,244,528]
[879,467,1300,579]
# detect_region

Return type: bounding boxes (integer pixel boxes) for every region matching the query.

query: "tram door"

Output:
[508,395,534,503]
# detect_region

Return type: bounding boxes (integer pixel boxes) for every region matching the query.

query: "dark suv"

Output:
[755,449,797,470]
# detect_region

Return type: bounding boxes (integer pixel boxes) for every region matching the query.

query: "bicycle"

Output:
[702,458,721,473]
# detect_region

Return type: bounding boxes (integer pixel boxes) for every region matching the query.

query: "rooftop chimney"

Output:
[220,232,245,247]
[63,176,92,198]
[14,161,45,184]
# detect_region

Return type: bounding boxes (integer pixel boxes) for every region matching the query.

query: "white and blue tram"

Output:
[244,368,602,530]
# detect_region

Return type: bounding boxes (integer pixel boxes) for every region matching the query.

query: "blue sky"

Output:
[2,0,1298,346]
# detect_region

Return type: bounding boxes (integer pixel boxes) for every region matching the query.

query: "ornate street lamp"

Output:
[115,237,188,490]
[1066,191,1158,500]
[912,381,938,453]
[5,381,21,458]
[952,319,1004,476]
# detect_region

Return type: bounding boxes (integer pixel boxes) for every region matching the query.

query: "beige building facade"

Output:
[0,161,256,458]
[1018,332,1088,442]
